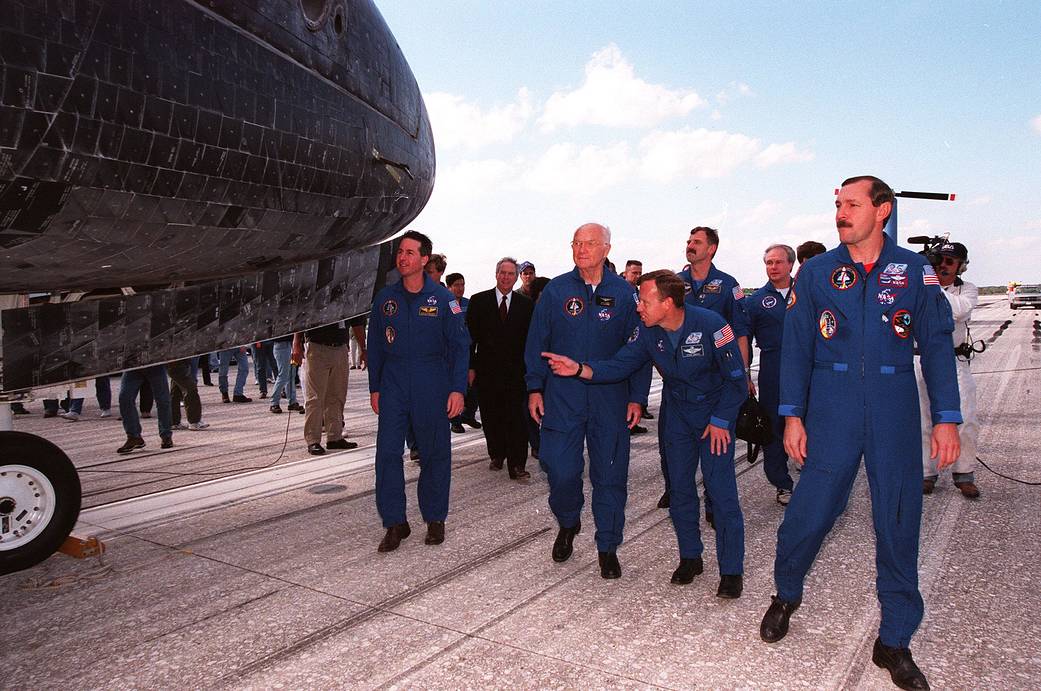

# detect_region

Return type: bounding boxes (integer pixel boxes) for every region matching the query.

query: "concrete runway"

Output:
[2,297,1038,689]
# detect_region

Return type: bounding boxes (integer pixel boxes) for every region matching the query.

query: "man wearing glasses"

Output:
[525,223,650,579]
[918,241,980,499]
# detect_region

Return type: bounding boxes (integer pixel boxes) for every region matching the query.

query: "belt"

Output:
[307,340,346,347]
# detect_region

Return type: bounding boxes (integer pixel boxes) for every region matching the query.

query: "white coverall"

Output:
[916,279,979,479]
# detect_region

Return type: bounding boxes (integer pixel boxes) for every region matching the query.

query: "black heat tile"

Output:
[117,127,152,164]
[0,106,25,148]
[108,46,131,87]
[1,30,46,71]
[195,109,220,145]
[150,168,183,197]
[41,111,76,149]
[142,95,173,133]
[2,66,35,108]
[80,40,108,79]
[34,73,71,113]
[93,80,118,121]
[171,103,198,139]
[115,86,145,127]
[217,115,242,150]
[147,133,179,168]
[241,122,263,156]
[97,121,124,158]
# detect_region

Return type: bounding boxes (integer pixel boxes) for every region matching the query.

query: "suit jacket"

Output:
[466,289,533,384]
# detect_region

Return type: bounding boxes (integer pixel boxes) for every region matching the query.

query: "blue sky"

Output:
[377,1,1041,290]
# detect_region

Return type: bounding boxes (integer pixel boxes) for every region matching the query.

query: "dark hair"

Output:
[638,269,685,308]
[796,240,827,264]
[531,276,551,302]
[840,175,894,225]
[689,226,719,247]
[425,253,447,273]
[401,229,433,257]
[625,260,642,268]
[445,272,464,286]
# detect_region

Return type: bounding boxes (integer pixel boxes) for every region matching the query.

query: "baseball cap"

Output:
[518,261,535,273]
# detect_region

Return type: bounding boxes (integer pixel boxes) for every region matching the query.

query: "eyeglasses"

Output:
[938,256,960,266]
[571,240,603,249]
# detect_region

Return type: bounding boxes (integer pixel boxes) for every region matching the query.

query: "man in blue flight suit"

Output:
[745,244,797,506]
[760,176,962,691]
[542,270,748,597]
[525,222,650,579]
[658,226,751,519]
[367,230,470,553]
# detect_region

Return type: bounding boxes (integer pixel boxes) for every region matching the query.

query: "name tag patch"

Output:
[879,272,908,288]
[419,306,438,317]
[595,295,615,307]
[681,344,705,358]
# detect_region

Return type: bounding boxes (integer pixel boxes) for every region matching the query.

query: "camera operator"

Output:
[916,241,980,498]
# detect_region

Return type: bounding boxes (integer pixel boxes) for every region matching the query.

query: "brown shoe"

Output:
[377,522,411,552]
[425,521,445,545]
[508,468,531,481]
[922,478,935,495]
[955,481,980,499]
[489,457,504,470]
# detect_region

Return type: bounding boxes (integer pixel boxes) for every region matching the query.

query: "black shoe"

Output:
[955,481,981,499]
[326,438,358,450]
[409,448,420,461]
[450,423,466,433]
[872,637,930,690]
[378,522,411,553]
[531,448,540,460]
[259,393,267,399]
[117,436,146,454]
[308,442,325,455]
[552,522,581,562]
[232,394,253,403]
[671,557,704,584]
[598,551,621,579]
[760,595,801,643]
[705,511,715,530]
[43,410,58,418]
[425,521,445,545]
[463,417,482,429]
[642,410,654,420]
[489,457,504,470]
[287,402,303,411]
[11,403,29,415]
[717,574,743,599]
[629,424,648,435]
[508,468,531,481]
[221,392,231,403]
[270,405,283,414]
[657,491,670,509]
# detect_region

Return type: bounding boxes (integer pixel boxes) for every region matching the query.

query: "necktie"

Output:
[499,294,508,322]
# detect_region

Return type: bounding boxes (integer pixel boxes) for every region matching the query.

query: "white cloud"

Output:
[754,142,815,168]
[430,158,516,203]
[425,89,533,151]
[964,195,992,207]
[521,142,633,196]
[715,81,753,105]
[784,213,834,236]
[538,44,704,131]
[1031,114,1041,135]
[638,128,760,181]
[738,200,783,227]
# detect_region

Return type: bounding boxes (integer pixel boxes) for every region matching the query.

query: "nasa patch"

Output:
[598,308,612,322]
[685,331,702,344]
[426,295,438,305]
[762,295,778,309]
[892,309,913,338]
[877,289,896,306]
[564,296,584,317]
[385,326,396,344]
[683,281,692,294]
[627,326,640,343]
[819,310,837,340]
[657,339,665,352]
[382,299,398,316]
[830,265,858,290]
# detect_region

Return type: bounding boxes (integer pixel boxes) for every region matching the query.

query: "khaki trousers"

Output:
[303,342,349,444]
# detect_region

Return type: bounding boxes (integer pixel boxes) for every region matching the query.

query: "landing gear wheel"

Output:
[0,431,81,576]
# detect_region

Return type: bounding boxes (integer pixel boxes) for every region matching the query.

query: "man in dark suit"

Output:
[467,257,535,480]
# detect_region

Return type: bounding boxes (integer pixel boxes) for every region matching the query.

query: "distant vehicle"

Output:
[1010,284,1041,309]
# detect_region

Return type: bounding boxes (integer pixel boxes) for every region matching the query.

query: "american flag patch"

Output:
[714,324,735,348]
[449,299,462,314]
[922,266,939,286]
[732,285,744,300]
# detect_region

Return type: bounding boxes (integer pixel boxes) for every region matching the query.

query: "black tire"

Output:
[0,431,82,576]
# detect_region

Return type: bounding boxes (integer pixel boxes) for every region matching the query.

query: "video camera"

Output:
[906,233,951,268]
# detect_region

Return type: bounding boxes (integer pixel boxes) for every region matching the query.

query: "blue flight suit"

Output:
[587,306,748,574]
[524,268,650,552]
[745,282,794,492]
[774,236,961,648]
[661,264,750,500]
[367,274,470,527]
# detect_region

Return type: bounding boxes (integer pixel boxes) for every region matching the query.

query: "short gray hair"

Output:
[496,256,519,273]
[764,243,796,263]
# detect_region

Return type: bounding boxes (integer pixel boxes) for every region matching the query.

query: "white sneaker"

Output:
[189,421,210,430]
[171,422,189,430]
[62,412,81,421]
[99,409,112,418]
[776,488,792,506]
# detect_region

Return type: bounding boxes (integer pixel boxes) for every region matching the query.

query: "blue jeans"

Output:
[218,349,249,396]
[269,340,298,406]
[119,366,172,439]
[95,376,112,411]
[252,343,276,395]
